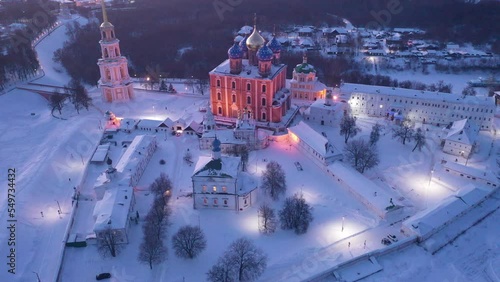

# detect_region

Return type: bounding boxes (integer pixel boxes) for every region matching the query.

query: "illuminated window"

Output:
[213,186,217,192]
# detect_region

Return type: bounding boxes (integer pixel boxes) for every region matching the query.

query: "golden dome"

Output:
[246,14,265,51]
[100,21,114,28]
[246,27,265,51]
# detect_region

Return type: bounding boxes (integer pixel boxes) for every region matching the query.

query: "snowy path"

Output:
[0,15,100,282]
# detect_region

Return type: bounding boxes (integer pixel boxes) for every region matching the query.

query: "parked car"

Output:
[96,273,111,280]
[387,234,398,242]
[381,238,392,245]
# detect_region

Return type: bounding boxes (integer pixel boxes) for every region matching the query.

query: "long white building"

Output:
[341,83,495,130]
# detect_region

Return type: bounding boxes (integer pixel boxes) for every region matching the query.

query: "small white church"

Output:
[192,138,258,211]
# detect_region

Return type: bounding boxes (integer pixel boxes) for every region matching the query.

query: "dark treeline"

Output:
[0,0,59,90]
[56,0,499,85]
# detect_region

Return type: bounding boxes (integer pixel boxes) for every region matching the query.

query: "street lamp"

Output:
[55,200,62,214]
[428,170,434,186]
[341,216,345,232]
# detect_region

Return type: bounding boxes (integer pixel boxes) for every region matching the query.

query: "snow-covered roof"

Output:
[115,135,156,174]
[91,144,110,162]
[309,98,345,112]
[445,119,479,145]
[402,186,491,238]
[288,121,331,156]
[210,59,286,80]
[341,83,495,106]
[442,161,498,184]
[327,162,397,217]
[238,25,253,35]
[93,186,133,232]
[393,28,425,34]
[193,156,240,178]
[202,129,246,145]
[137,119,162,128]
[298,27,314,33]
[119,118,139,130]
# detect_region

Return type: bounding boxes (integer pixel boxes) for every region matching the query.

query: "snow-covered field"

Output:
[0,12,498,282]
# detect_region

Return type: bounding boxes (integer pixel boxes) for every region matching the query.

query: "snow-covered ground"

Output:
[0,11,498,282]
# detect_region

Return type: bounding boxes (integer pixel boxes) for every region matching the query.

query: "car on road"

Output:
[381,238,392,245]
[96,273,111,280]
[387,234,398,242]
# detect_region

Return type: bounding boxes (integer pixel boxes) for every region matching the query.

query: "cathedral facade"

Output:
[209,16,291,123]
[97,2,134,102]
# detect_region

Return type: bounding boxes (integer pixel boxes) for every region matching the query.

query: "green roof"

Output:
[295,63,316,74]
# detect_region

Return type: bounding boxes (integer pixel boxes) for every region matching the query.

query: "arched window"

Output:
[217,92,221,100]
[232,94,236,103]
[105,68,111,80]
[120,67,126,79]
[262,85,266,93]
[216,79,221,87]
[261,112,267,121]
[261,98,266,106]
[247,83,251,91]
[104,48,109,58]
[247,96,251,105]
[218,107,222,115]
[232,81,236,89]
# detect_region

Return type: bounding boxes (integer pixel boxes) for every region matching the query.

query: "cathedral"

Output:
[209,15,291,124]
[97,2,134,102]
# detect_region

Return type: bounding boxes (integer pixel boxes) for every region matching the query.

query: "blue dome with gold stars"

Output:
[228,42,243,59]
[267,37,281,53]
[257,45,273,61]
[239,36,249,53]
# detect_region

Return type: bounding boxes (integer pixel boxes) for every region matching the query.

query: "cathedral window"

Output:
[232,94,236,103]
[261,98,266,106]
[217,92,221,100]
[262,85,266,93]
[261,112,267,121]
[104,48,109,58]
[216,79,221,87]
[231,81,236,89]
[247,83,251,91]
[218,107,222,115]
[246,96,251,105]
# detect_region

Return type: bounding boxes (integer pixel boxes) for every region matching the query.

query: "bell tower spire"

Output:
[97,3,134,102]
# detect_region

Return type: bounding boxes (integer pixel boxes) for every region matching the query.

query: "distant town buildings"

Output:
[97,2,134,102]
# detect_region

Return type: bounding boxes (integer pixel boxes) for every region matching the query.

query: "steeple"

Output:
[203,104,216,132]
[97,1,134,102]
[246,13,265,66]
[100,1,113,28]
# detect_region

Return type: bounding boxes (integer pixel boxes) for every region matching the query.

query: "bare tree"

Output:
[261,161,287,201]
[49,89,66,115]
[462,85,477,97]
[206,255,234,282]
[67,79,91,114]
[279,193,313,235]
[340,114,361,143]
[238,145,249,172]
[392,118,415,145]
[369,123,383,146]
[149,173,172,199]
[138,229,167,269]
[258,203,277,234]
[195,78,209,95]
[172,225,207,259]
[207,238,267,281]
[344,139,380,173]
[144,197,169,241]
[412,128,426,152]
[97,227,122,257]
